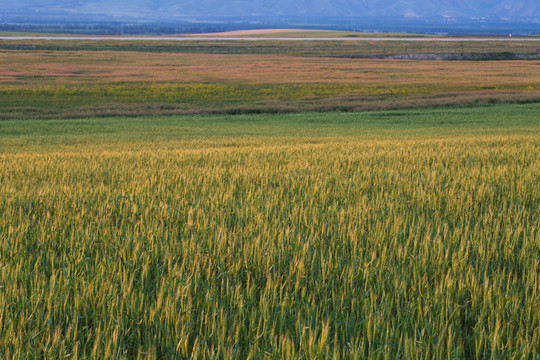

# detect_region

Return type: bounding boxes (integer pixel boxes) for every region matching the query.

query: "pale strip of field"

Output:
[185,29,428,38]
[189,29,317,37]
[1,35,539,41]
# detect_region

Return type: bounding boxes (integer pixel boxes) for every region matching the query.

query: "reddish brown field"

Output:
[2,50,540,87]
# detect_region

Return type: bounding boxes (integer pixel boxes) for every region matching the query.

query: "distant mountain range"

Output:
[2,0,540,19]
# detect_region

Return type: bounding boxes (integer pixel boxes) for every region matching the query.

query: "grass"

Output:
[0,104,539,358]
[1,39,539,57]
[1,49,539,119]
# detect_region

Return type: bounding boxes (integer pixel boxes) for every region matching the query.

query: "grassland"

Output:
[1,38,539,56]
[1,104,539,358]
[1,44,539,119]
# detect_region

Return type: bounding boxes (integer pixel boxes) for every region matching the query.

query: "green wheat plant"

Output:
[0,104,539,359]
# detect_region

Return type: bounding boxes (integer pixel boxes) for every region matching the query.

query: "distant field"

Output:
[1,37,538,55]
[1,104,539,358]
[187,29,430,38]
[1,44,539,119]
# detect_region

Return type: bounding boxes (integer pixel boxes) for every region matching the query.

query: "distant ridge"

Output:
[2,0,540,19]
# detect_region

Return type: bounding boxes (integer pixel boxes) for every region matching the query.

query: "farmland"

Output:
[1,104,539,358]
[1,39,540,119]
[1,36,539,358]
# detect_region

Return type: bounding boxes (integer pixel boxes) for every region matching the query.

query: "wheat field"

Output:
[0,104,539,359]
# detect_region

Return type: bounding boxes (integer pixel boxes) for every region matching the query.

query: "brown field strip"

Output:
[2,51,540,87]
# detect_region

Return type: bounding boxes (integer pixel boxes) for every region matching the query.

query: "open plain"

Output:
[1,38,540,119]
[0,36,539,358]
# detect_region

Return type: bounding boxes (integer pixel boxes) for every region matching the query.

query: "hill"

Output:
[2,0,539,19]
